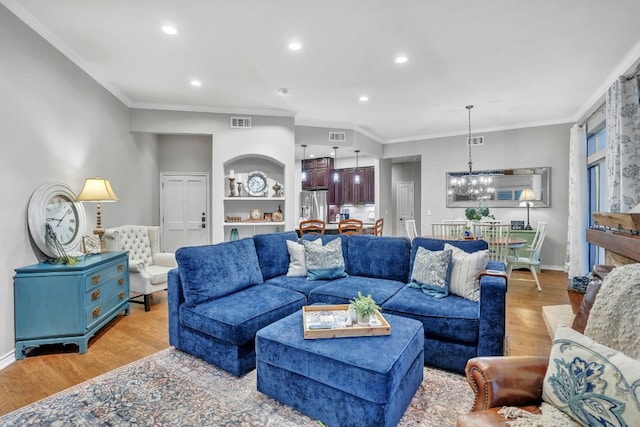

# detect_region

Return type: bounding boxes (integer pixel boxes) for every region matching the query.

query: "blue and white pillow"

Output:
[542,325,640,426]
[408,247,452,298]
[303,238,348,280]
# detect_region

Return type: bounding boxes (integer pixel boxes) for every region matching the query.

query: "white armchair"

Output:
[104,225,177,311]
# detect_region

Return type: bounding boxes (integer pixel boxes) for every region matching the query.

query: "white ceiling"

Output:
[4,0,640,144]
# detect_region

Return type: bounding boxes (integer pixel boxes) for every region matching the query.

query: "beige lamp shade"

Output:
[519,188,536,202]
[76,177,119,202]
[76,177,118,251]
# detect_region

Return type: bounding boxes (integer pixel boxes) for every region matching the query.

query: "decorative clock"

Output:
[27,182,86,258]
[245,170,269,197]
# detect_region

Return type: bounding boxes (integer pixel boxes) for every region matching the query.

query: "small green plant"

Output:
[465,206,494,221]
[349,291,381,317]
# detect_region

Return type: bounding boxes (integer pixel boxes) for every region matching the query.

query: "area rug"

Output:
[1,347,473,426]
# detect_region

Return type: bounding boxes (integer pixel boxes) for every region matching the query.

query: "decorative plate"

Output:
[245,170,268,197]
[250,208,263,220]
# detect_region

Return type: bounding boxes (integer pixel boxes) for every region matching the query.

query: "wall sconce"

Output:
[76,177,119,251]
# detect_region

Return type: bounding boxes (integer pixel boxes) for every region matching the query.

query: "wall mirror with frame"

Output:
[446,166,550,208]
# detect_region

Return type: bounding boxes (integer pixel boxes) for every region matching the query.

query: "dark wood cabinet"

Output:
[302,157,334,190]
[335,166,375,205]
[329,170,343,205]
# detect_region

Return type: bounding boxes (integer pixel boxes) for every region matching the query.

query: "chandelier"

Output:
[448,105,495,201]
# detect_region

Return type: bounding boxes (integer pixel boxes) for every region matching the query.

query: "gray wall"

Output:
[0,6,160,367]
[385,123,572,269]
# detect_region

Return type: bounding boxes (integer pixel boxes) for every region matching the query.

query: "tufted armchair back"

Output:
[116,226,154,267]
[104,225,177,311]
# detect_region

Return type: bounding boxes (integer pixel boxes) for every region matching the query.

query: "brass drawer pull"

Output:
[118,291,125,300]
[118,278,124,286]
[91,290,100,301]
[91,274,100,285]
[117,264,124,272]
[92,306,102,318]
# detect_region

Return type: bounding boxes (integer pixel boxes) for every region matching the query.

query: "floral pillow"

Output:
[408,247,452,298]
[542,325,640,426]
[444,243,488,302]
[302,237,348,280]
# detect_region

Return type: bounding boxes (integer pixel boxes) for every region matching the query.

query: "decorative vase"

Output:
[228,178,236,197]
[229,228,239,241]
[357,313,370,325]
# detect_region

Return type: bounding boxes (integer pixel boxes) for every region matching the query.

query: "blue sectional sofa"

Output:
[168,231,507,376]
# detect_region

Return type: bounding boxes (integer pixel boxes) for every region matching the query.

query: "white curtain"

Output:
[565,124,589,278]
[605,76,640,212]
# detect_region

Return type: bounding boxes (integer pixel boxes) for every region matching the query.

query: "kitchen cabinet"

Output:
[303,157,334,190]
[14,251,130,359]
[332,166,375,205]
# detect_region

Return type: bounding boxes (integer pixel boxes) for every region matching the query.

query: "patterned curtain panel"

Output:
[605,76,640,212]
[565,124,588,277]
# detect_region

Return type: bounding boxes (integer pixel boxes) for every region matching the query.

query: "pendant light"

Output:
[354,150,361,184]
[332,146,340,183]
[300,144,307,182]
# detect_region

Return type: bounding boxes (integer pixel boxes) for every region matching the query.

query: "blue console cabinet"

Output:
[14,251,130,359]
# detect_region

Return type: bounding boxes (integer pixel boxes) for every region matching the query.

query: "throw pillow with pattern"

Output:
[408,247,452,298]
[444,243,488,302]
[303,237,348,280]
[542,325,640,426]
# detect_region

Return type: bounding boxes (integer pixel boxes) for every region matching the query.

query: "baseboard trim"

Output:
[0,349,16,371]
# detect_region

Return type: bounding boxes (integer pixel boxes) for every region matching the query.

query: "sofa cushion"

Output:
[180,284,306,346]
[253,231,299,280]
[542,325,640,426]
[285,240,308,277]
[408,247,452,298]
[445,243,488,302]
[382,286,480,344]
[264,275,320,298]
[346,235,411,282]
[308,276,406,305]
[176,238,264,306]
[303,237,348,280]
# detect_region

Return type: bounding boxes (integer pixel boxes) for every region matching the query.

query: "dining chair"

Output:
[374,218,384,236]
[299,219,326,236]
[506,222,548,291]
[432,222,466,240]
[404,219,418,240]
[473,223,511,265]
[338,218,364,235]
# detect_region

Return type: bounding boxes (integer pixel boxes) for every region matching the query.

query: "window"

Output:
[587,127,606,266]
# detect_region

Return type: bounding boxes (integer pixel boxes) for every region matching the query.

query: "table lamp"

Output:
[76,177,119,251]
[519,188,536,230]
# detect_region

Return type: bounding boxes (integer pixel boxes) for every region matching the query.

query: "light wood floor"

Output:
[0,269,570,416]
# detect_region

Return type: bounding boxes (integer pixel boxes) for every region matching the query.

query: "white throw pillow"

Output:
[285,240,308,277]
[444,243,488,302]
[542,325,640,426]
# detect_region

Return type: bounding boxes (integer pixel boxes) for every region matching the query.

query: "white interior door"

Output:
[397,181,415,237]
[160,173,210,252]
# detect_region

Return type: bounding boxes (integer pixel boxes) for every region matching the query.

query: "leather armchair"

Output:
[456,356,547,426]
[104,225,177,311]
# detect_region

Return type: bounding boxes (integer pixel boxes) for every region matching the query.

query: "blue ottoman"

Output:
[255,310,424,427]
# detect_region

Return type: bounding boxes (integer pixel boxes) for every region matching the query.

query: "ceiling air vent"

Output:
[467,136,484,146]
[230,117,252,128]
[329,131,346,142]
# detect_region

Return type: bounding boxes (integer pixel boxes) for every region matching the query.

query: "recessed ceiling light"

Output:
[288,41,302,51]
[395,55,408,64]
[162,25,178,35]
[190,80,202,87]
[278,88,291,95]
[309,154,315,158]
[359,95,369,102]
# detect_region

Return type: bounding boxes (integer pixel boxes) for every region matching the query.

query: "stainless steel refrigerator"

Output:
[300,190,329,223]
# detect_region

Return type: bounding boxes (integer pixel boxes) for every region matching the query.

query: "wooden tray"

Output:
[302,304,391,339]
